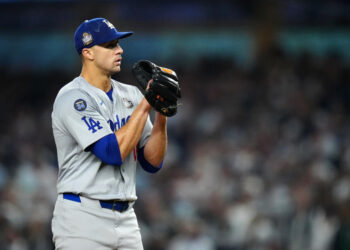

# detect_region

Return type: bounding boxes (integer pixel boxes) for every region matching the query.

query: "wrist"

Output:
[140,98,152,112]
[155,112,167,126]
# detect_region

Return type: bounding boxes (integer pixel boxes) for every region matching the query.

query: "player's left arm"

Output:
[142,112,167,167]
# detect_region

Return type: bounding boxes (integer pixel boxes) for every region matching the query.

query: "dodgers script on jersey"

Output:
[52,76,152,200]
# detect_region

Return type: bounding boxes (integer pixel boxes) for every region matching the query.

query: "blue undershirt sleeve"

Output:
[90,133,122,166]
[137,147,163,173]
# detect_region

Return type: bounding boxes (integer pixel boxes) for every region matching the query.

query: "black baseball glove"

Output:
[132,60,181,117]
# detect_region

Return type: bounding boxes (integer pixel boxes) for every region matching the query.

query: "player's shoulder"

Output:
[111,79,142,97]
[111,79,139,91]
[55,77,89,98]
[53,77,93,112]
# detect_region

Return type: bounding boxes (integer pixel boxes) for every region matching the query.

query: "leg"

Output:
[115,208,144,250]
[52,196,118,250]
[54,237,111,250]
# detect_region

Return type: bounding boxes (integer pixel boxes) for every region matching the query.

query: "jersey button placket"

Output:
[112,200,116,211]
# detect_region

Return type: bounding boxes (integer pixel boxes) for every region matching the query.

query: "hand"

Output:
[140,97,152,112]
[146,79,153,90]
[132,60,181,117]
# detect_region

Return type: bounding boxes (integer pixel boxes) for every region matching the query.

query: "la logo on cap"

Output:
[82,32,93,45]
[103,20,115,29]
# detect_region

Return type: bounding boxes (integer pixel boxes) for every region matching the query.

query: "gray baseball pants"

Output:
[51,194,143,250]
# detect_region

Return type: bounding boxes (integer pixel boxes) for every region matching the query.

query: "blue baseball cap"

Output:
[74,17,133,54]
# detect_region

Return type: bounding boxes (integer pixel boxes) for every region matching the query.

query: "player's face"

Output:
[92,39,123,74]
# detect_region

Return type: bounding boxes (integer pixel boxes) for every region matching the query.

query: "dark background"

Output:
[0,0,350,249]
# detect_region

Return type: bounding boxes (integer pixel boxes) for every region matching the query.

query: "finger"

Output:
[146,79,153,90]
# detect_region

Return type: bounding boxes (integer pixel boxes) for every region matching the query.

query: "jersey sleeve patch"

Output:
[74,99,87,111]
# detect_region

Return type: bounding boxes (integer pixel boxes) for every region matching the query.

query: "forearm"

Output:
[115,98,151,161]
[143,113,167,166]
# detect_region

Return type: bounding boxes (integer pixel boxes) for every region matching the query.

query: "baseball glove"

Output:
[132,60,181,117]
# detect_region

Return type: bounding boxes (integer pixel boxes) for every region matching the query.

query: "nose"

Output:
[116,44,123,55]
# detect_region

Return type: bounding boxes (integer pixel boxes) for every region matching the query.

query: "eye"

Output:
[105,41,119,49]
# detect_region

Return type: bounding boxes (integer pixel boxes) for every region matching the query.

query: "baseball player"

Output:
[51,17,180,250]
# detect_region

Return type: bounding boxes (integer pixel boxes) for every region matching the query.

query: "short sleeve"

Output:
[54,89,112,150]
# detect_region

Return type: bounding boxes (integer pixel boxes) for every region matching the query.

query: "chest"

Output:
[98,94,136,132]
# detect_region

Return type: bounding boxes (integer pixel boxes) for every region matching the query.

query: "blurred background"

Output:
[1,0,350,249]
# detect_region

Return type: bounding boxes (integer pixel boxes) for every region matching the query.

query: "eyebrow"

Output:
[100,40,119,47]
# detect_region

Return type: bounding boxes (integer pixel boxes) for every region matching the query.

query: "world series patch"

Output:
[74,99,87,111]
[122,98,134,108]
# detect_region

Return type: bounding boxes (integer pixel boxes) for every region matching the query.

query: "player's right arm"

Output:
[114,98,152,161]
[54,88,153,166]
[54,89,113,152]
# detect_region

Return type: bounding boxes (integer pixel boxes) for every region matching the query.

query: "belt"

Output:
[63,193,130,212]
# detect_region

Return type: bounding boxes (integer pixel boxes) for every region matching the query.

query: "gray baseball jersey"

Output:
[51,76,152,201]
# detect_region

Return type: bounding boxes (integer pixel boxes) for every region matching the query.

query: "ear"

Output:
[81,48,94,61]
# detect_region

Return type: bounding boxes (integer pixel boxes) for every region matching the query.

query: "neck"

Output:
[81,64,112,92]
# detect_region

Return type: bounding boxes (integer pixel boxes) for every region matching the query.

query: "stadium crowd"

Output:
[0,46,349,250]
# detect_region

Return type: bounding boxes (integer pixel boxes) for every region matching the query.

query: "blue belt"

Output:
[63,193,129,212]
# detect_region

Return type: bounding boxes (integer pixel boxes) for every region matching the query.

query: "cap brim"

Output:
[98,31,133,45]
[116,31,133,39]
